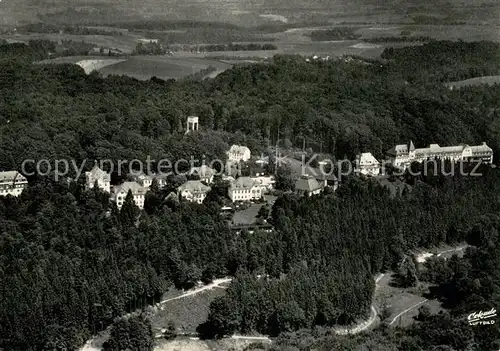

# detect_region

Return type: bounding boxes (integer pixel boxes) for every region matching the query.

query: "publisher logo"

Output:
[468,308,497,326]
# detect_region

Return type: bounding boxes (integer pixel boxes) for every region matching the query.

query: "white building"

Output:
[355,152,381,176]
[0,171,28,197]
[387,141,494,169]
[228,177,263,202]
[185,116,199,134]
[111,182,148,209]
[132,173,168,189]
[295,175,323,196]
[85,165,111,193]
[227,145,251,163]
[250,175,275,191]
[189,165,216,184]
[177,180,211,204]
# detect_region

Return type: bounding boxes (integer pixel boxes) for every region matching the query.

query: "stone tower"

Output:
[185,116,199,134]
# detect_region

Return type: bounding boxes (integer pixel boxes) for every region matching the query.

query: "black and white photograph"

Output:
[0,0,499,350]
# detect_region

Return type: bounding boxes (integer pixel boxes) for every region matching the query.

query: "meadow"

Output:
[98,56,233,80]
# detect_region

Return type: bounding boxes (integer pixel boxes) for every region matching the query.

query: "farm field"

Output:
[446,75,500,89]
[37,55,235,80]
[98,56,233,80]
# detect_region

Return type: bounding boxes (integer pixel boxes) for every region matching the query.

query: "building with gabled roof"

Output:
[177,180,211,204]
[111,181,148,209]
[0,171,28,197]
[355,152,381,176]
[228,176,263,202]
[85,165,111,193]
[227,145,251,163]
[189,165,216,184]
[295,175,323,196]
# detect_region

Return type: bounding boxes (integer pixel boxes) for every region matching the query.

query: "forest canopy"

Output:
[0,40,500,349]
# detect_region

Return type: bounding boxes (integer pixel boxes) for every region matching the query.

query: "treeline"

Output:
[133,42,168,55]
[183,65,217,81]
[20,23,125,36]
[411,15,466,25]
[309,28,362,41]
[382,40,500,83]
[363,36,432,43]
[201,165,500,338]
[196,43,277,52]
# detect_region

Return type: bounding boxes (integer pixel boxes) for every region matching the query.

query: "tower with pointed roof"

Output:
[408,140,415,159]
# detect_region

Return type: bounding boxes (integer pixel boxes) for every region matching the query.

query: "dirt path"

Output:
[388,299,428,326]
[159,278,232,305]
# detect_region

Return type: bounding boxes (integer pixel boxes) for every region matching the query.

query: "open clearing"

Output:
[374,272,445,328]
[150,288,226,334]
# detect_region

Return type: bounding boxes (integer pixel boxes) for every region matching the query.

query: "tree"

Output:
[120,190,139,226]
[275,165,295,191]
[257,204,270,219]
[198,296,241,339]
[163,320,177,340]
[397,255,419,287]
[144,178,163,215]
[103,315,154,351]
[417,305,431,321]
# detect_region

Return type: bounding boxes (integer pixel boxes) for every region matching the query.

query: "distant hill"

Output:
[1,0,499,28]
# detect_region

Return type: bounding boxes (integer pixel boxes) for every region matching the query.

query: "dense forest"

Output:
[267,211,500,350]
[1,40,500,170]
[0,40,500,349]
[201,165,500,343]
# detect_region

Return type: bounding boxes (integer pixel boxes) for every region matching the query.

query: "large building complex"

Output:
[387,141,494,169]
[0,171,28,197]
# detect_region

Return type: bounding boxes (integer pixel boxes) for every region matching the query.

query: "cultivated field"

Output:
[98,56,233,80]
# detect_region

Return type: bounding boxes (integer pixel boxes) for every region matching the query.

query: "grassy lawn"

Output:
[150,288,227,334]
[232,203,263,226]
[374,272,445,328]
